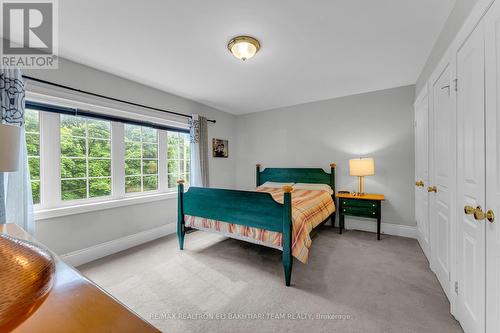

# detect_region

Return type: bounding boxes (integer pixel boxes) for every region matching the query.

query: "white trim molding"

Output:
[35,191,177,220]
[60,223,176,267]
[344,218,418,239]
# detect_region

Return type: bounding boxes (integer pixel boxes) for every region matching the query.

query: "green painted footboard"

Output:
[177,164,336,287]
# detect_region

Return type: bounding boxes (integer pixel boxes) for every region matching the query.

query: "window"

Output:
[26,100,190,215]
[25,109,41,204]
[167,131,190,188]
[124,124,158,193]
[60,115,112,201]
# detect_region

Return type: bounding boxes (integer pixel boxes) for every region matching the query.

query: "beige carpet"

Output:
[79,227,462,333]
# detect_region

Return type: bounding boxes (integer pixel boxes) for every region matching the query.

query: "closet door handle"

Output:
[487,210,495,223]
[464,205,475,215]
[474,206,486,221]
[427,186,437,193]
[415,181,424,187]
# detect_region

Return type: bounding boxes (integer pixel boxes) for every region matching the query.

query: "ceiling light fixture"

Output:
[227,36,260,61]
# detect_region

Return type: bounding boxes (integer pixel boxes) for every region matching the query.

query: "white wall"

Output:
[26,58,237,255]
[235,85,416,227]
[416,0,480,93]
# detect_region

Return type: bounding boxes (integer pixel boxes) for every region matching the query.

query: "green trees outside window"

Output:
[60,115,112,200]
[125,124,158,193]
[167,131,190,188]
[25,109,41,204]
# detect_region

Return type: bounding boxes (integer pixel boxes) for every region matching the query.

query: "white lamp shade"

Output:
[0,123,21,172]
[349,158,375,176]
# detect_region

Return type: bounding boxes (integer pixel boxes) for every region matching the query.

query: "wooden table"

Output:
[1,224,161,333]
[337,193,385,240]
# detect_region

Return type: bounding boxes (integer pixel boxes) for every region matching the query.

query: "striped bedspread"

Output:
[185,187,335,264]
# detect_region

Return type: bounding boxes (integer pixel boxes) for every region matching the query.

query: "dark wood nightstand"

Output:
[337,193,385,240]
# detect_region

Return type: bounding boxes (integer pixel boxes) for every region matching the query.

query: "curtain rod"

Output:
[26,100,190,134]
[22,75,216,123]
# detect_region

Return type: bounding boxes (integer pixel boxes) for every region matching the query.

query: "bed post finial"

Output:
[177,180,185,250]
[282,185,293,193]
[256,164,261,187]
[329,163,336,192]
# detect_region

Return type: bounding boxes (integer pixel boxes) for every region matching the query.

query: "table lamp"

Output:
[0,123,21,224]
[349,157,374,195]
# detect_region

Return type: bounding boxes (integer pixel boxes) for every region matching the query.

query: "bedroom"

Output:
[0,0,498,332]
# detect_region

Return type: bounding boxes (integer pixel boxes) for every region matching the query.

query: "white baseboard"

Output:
[59,219,416,268]
[344,218,417,239]
[60,223,176,267]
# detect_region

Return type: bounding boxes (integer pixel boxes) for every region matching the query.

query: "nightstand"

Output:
[337,193,385,240]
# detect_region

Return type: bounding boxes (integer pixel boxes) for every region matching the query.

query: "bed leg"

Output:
[177,180,185,250]
[282,185,293,286]
[283,253,293,287]
[178,225,185,250]
[330,164,337,229]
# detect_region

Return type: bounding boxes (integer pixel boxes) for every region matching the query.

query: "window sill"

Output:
[35,191,178,221]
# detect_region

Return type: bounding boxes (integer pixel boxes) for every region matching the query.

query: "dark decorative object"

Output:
[0,73,26,126]
[212,138,228,158]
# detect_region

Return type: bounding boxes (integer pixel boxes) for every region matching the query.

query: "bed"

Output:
[176,163,337,286]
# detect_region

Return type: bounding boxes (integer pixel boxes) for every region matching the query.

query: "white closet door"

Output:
[485,2,500,332]
[430,63,452,298]
[415,92,430,258]
[456,21,486,333]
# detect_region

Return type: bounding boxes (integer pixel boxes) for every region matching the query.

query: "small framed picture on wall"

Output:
[212,138,228,158]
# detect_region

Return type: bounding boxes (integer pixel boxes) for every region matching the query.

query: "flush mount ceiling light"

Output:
[227,36,260,61]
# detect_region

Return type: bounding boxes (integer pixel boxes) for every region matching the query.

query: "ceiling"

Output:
[58,0,456,114]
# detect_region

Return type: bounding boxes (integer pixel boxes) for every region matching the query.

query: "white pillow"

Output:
[259,181,295,189]
[293,183,333,195]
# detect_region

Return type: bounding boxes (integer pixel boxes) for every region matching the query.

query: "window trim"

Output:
[26,90,190,218]
[35,191,178,220]
[26,100,189,134]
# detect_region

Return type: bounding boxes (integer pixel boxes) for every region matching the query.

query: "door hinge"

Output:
[453,78,458,92]
[455,281,459,293]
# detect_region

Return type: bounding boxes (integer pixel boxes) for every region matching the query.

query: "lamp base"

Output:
[356,176,366,196]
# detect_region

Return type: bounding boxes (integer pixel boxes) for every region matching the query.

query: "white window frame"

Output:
[123,124,160,196]
[25,108,42,207]
[26,88,190,220]
[59,114,113,202]
[166,131,191,189]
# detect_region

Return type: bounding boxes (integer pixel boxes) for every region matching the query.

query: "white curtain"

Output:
[189,114,209,187]
[0,69,34,234]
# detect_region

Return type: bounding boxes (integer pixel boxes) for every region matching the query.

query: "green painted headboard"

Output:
[255,164,336,194]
